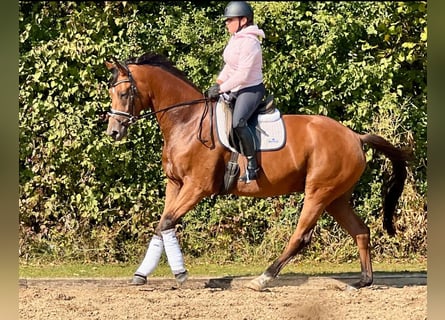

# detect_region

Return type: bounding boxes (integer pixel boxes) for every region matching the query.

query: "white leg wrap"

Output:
[161,228,186,275]
[135,235,164,277]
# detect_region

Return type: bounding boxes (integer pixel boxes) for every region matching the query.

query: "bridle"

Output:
[108,75,138,126]
[106,62,215,148]
[107,66,209,126]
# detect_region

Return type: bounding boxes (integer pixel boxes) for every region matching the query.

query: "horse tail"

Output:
[359,133,413,236]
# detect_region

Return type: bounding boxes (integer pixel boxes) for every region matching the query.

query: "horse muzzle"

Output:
[106,119,128,141]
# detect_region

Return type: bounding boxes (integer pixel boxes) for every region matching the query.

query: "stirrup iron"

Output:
[239,167,259,183]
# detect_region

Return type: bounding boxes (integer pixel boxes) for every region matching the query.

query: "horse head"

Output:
[105,58,141,141]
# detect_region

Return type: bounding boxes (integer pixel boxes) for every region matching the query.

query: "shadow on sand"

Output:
[203,271,427,290]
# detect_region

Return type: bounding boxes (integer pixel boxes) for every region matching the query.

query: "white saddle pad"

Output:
[215,100,286,152]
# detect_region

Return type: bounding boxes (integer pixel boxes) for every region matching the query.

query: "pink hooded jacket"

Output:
[217,24,266,93]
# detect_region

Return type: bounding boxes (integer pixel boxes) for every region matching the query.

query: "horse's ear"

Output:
[111,57,128,75]
[111,56,120,66]
[105,61,115,71]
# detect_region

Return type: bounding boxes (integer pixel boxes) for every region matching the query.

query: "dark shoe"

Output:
[130,274,147,286]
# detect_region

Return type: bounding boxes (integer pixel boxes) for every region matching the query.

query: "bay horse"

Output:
[104,52,412,290]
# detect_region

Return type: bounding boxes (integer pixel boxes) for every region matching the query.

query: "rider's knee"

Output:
[233,117,247,129]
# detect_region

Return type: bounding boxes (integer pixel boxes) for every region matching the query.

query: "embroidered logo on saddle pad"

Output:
[215,100,286,152]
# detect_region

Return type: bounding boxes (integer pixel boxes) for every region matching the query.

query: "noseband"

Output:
[108,69,139,126]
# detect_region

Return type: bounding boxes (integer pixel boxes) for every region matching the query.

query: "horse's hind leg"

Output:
[326,194,373,288]
[245,197,325,291]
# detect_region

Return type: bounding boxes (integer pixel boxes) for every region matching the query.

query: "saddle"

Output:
[216,94,286,193]
[216,94,286,154]
[256,95,276,115]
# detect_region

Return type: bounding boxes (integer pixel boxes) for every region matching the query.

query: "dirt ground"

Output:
[19,273,426,320]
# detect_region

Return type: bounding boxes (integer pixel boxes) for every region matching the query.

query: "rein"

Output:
[108,96,209,122]
[139,97,209,119]
[107,70,214,148]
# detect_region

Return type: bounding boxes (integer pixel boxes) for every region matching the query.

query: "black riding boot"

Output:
[235,126,259,183]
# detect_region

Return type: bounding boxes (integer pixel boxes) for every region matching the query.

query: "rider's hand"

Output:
[207,84,221,99]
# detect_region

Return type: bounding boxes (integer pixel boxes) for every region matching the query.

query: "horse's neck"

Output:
[147,69,203,137]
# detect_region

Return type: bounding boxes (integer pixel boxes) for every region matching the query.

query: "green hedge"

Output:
[19,1,426,264]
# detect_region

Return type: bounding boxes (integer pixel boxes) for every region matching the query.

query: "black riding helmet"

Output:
[224,1,254,24]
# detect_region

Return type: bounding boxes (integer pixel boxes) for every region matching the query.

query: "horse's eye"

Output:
[120,92,128,99]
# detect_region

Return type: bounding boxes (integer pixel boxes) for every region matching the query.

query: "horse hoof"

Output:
[244,274,271,291]
[348,279,373,290]
[245,279,264,291]
[345,284,359,291]
[175,270,188,286]
[130,274,147,286]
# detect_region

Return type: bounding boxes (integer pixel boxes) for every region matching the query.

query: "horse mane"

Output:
[125,52,201,92]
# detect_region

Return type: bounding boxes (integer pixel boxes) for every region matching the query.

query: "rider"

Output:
[208,1,266,183]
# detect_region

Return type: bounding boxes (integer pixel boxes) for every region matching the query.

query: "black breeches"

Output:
[231,83,265,128]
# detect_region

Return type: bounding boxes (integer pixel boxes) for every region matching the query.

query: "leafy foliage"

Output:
[19,1,426,264]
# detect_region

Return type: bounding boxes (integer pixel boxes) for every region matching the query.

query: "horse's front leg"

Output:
[131,179,205,286]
